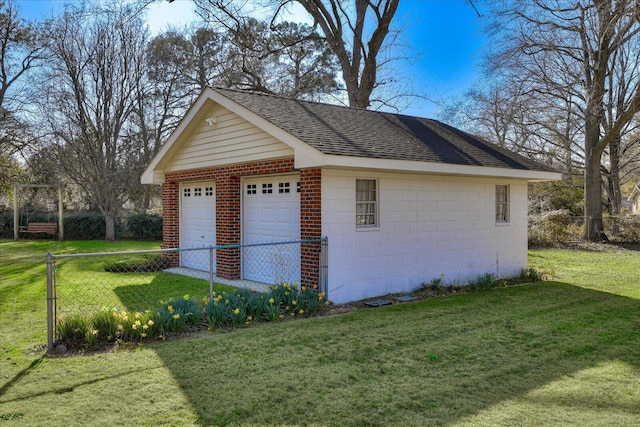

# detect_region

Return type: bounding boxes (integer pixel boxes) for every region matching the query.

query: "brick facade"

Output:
[161,158,322,287]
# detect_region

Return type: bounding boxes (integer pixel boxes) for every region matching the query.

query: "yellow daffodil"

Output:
[143,324,148,330]
[173,314,180,320]
[167,305,174,313]
[292,300,297,306]
[298,309,304,314]
[147,320,154,326]
[269,298,275,304]
[141,333,147,338]
[233,308,240,315]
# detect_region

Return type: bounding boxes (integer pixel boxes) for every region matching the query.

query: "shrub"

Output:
[121,213,163,240]
[606,215,640,243]
[528,209,581,247]
[104,255,170,272]
[63,212,122,240]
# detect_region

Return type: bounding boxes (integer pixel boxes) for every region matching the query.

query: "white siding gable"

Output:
[165,102,294,173]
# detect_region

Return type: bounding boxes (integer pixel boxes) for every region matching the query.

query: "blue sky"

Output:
[17,0,487,117]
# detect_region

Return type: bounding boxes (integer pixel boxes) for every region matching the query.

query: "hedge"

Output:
[0,210,162,241]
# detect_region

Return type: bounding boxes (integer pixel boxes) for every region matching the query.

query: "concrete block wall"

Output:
[321,168,528,303]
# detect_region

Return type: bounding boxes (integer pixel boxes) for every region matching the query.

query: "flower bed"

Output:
[55,283,327,351]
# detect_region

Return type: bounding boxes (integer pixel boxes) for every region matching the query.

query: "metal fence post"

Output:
[46,252,55,351]
[209,246,214,301]
[320,237,328,301]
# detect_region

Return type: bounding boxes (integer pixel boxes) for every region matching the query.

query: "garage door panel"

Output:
[181,182,216,271]
[243,176,300,284]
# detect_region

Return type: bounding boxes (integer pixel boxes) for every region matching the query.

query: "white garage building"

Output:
[141,87,560,304]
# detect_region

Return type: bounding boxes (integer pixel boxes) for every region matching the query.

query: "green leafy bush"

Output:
[104,255,170,272]
[2,209,163,240]
[121,213,163,240]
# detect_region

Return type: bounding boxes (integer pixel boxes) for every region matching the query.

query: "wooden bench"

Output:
[20,222,58,238]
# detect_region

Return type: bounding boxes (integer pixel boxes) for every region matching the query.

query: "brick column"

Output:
[215,173,241,279]
[162,180,180,266]
[300,168,322,288]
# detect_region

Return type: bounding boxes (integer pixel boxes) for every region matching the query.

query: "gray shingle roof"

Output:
[215,87,557,172]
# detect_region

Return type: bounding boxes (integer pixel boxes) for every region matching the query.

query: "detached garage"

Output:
[142,87,560,304]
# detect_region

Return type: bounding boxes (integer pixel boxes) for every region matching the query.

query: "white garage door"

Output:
[243,175,300,284]
[180,182,216,271]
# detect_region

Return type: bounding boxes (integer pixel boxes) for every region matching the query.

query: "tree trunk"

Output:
[105,212,116,242]
[583,149,607,241]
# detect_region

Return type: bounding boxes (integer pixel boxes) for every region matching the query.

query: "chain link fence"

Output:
[528,211,640,246]
[46,238,328,349]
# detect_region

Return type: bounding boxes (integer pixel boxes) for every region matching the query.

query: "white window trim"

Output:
[356,178,379,229]
[495,184,510,225]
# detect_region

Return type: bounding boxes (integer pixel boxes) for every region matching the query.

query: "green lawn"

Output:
[1,240,639,426]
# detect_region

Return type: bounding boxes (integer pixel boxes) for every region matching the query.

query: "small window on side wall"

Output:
[356,179,378,227]
[495,185,510,224]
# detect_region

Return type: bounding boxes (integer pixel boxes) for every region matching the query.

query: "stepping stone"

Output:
[364,299,392,307]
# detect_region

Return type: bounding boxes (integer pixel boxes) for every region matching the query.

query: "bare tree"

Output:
[38,2,148,240]
[194,0,400,108]
[482,0,640,241]
[224,18,339,98]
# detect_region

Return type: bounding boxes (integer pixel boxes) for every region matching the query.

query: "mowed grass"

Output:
[1,240,640,426]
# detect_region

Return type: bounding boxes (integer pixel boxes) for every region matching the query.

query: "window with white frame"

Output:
[495,185,510,223]
[356,179,378,227]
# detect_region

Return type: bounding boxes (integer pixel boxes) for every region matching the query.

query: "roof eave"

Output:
[298,154,562,181]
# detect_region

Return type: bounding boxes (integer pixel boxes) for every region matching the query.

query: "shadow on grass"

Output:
[113,272,235,313]
[113,272,210,313]
[147,282,640,426]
